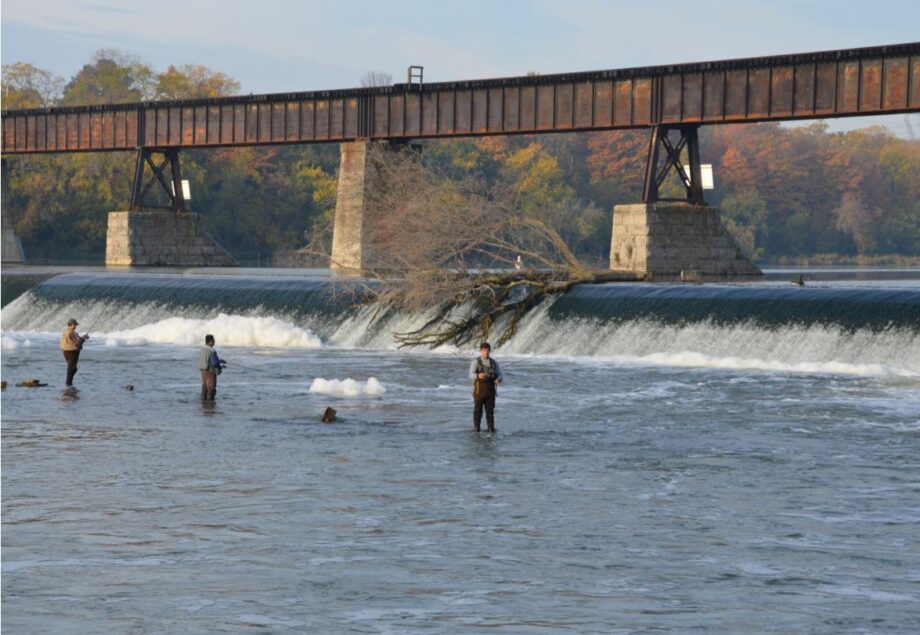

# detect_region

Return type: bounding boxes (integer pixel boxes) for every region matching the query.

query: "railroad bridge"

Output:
[2,42,919,274]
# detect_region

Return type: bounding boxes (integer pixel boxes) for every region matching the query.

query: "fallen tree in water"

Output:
[386,268,640,349]
[312,142,643,347]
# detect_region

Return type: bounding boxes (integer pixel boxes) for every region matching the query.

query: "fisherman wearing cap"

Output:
[60,318,90,387]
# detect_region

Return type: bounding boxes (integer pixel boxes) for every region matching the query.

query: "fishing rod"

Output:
[221,359,271,373]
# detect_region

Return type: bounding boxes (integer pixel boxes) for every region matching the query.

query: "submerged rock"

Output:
[16,379,47,387]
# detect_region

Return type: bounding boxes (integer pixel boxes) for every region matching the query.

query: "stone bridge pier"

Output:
[105,148,236,267]
[330,139,417,275]
[609,124,762,279]
[330,140,376,274]
[1,159,25,263]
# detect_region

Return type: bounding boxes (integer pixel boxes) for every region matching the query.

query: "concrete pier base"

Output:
[106,210,236,267]
[610,203,761,278]
[1,159,25,263]
[2,218,25,263]
[330,140,377,275]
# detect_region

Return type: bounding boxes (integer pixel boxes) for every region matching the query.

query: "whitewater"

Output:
[2,268,919,633]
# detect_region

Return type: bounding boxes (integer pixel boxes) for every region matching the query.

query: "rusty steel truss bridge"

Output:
[2,42,919,209]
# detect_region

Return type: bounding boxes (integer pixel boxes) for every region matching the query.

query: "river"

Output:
[2,268,919,633]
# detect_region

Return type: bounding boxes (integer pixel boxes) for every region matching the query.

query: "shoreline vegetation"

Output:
[766,254,920,268]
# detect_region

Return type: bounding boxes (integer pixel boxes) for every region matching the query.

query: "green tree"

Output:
[61,50,154,105]
[877,142,920,253]
[721,189,769,259]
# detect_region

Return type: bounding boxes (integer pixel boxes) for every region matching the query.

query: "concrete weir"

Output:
[106,210,236,267]
[610,203,762,278]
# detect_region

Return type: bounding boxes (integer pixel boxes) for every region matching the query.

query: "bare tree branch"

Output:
[346,142,642,346]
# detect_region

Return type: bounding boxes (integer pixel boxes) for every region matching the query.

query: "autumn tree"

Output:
[156,65,241,100]
[2,62,64,108]
[835,191,880,254]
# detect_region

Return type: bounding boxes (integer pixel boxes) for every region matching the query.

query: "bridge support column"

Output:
[1,159,25,263]
[610,202,761,278]
[609,125,761,278]
[106,210,236,267]
[106,148,236,267]
[330,139,384,275]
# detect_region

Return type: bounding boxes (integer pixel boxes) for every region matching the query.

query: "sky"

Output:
[2,0,919,135]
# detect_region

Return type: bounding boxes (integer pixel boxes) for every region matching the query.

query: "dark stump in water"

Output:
[16,379,47,387]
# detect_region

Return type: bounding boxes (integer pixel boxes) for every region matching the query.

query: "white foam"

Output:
[309,377,386,397]
[1,334,33,351]
[4,286,918,377]
[610,351,907,378]
[500,301,920,378]
[101,314,322,349]
[328,303,460,353]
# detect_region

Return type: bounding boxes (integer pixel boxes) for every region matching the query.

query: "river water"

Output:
[2,268,919,633]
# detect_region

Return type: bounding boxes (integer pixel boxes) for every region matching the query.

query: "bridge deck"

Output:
[2,42,918,154]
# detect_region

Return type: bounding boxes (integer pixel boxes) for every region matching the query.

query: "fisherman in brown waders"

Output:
[469,342,504,433]
[60,318,90,387]
[198,334,226,400]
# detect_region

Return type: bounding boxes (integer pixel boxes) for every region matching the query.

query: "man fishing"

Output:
[60,318,89,387]
[198,334,227,400]
[469,342,503,433]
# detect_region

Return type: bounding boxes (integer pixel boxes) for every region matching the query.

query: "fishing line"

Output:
[223,360,271,373]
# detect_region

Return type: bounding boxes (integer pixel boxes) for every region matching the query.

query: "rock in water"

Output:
[16,379,47,388]
[321,407,337,423]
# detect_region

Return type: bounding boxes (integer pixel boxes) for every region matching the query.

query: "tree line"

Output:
[3,50,918,264]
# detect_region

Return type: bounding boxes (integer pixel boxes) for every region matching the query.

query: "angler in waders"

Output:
[60,318,90,387]
[198,334,226,400]
[469,342,503,433]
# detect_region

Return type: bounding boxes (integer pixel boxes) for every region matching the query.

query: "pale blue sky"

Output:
[2,0,919,133]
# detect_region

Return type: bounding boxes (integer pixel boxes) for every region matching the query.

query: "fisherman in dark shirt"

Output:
[468,342,504,433]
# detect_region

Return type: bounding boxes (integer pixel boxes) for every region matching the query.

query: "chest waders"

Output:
[473,358,497,433]
[473,358,498,398]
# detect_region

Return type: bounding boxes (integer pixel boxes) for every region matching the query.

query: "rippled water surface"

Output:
[2,270,920,633]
